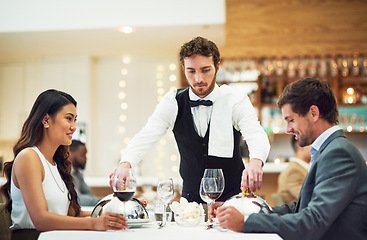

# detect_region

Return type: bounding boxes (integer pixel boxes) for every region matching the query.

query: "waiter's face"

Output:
[281,103,315,147]
[184,54,218,98]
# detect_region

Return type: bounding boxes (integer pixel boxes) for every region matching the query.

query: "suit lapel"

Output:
[316,130,346,160]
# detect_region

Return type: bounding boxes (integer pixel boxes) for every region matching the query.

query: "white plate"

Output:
[128,219,150,228]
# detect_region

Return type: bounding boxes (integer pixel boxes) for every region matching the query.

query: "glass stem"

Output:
[210,200,218,225]
[123,202,126,217]
[163,203,167,226]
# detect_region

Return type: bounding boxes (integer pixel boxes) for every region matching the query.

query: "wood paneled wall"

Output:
[222,0,367,58]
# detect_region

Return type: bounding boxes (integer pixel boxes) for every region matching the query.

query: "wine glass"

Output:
[157,178,174,227]
[202,169,224,227]
[112,169,136,217]
[202,169,224,205]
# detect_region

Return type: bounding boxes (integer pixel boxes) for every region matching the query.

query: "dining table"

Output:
[38,221,282,240]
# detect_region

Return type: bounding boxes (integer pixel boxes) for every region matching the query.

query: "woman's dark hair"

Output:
[277,77,339,125]
[179,36,221,70]
[0,89,81,216]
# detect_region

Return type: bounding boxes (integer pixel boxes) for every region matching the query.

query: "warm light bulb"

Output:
[157,88,164,95]
[121,68,128,75]
[119,26,135,34]
[347,87,354,95]
[169,63,177,70]
[119,114,127,122]
[347,126,353,132]
[122,57,131,64]
[118,92,126,99]
[353,59,358,67]
[119,80,126,88]
[170,155,178,161]
[120,103,128,110]
[347,97,354,104]
[119,126,126,133]
[272,126,280,134]
[169,74,177,82]
[342,60,348,68]
[171,166,179,173]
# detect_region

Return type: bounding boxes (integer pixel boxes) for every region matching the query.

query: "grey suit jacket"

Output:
[244,130,367,240]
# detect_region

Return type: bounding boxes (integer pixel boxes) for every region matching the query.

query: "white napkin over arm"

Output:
[208,85,244,158]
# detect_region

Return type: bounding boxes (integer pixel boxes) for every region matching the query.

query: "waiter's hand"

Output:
[241,158,263,192]
[109,162,131,188]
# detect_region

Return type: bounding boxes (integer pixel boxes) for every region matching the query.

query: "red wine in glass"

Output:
[114,191,135,201]
[205,191,222,201]
[112,169,137,218]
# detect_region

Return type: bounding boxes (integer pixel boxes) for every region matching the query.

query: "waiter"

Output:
[112,36,270,203]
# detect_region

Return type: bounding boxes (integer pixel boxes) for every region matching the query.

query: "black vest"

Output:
[173,88,245,203]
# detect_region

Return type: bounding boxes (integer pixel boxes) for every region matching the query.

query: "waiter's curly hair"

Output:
[179,36,220,70]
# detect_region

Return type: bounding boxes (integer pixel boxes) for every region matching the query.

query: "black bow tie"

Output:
[189,100,213,107]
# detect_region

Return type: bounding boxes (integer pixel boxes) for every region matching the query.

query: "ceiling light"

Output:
[119,26,135,34]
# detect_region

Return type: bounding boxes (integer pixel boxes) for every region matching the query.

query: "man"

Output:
[113,36,270,203]
[210,78,367,240]
[277,135,311,204]
[69,140,101,206]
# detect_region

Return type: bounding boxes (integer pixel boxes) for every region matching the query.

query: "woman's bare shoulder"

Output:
[12,147,44,186]
[13,147,43,170]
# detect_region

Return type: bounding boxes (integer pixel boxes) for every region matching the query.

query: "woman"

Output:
[0,89,127,240]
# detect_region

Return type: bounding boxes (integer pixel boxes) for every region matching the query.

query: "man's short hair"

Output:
[277,77,339,125]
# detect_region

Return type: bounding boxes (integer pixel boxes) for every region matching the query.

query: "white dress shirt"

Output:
[121,84,270,167]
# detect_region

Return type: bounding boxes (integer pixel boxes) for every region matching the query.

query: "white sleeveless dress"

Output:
[10,146,69,229]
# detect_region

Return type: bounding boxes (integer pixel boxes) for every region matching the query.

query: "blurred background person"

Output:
[69,140,101,206]
[277,136,311,205]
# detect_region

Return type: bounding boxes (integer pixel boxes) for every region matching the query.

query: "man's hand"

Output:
[216,206,244,232]
[208,202,224,222]
[93,212,128,231]
[241,158,263,192]
[109,162,131,188]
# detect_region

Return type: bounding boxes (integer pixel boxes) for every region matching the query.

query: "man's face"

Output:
[184,54,218,98]
[72,145,88,170]
[281,103,315,147]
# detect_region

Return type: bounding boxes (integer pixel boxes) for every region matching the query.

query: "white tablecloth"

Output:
[38,222,282,240]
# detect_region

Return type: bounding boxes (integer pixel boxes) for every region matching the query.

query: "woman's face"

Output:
[47,103,77,146]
